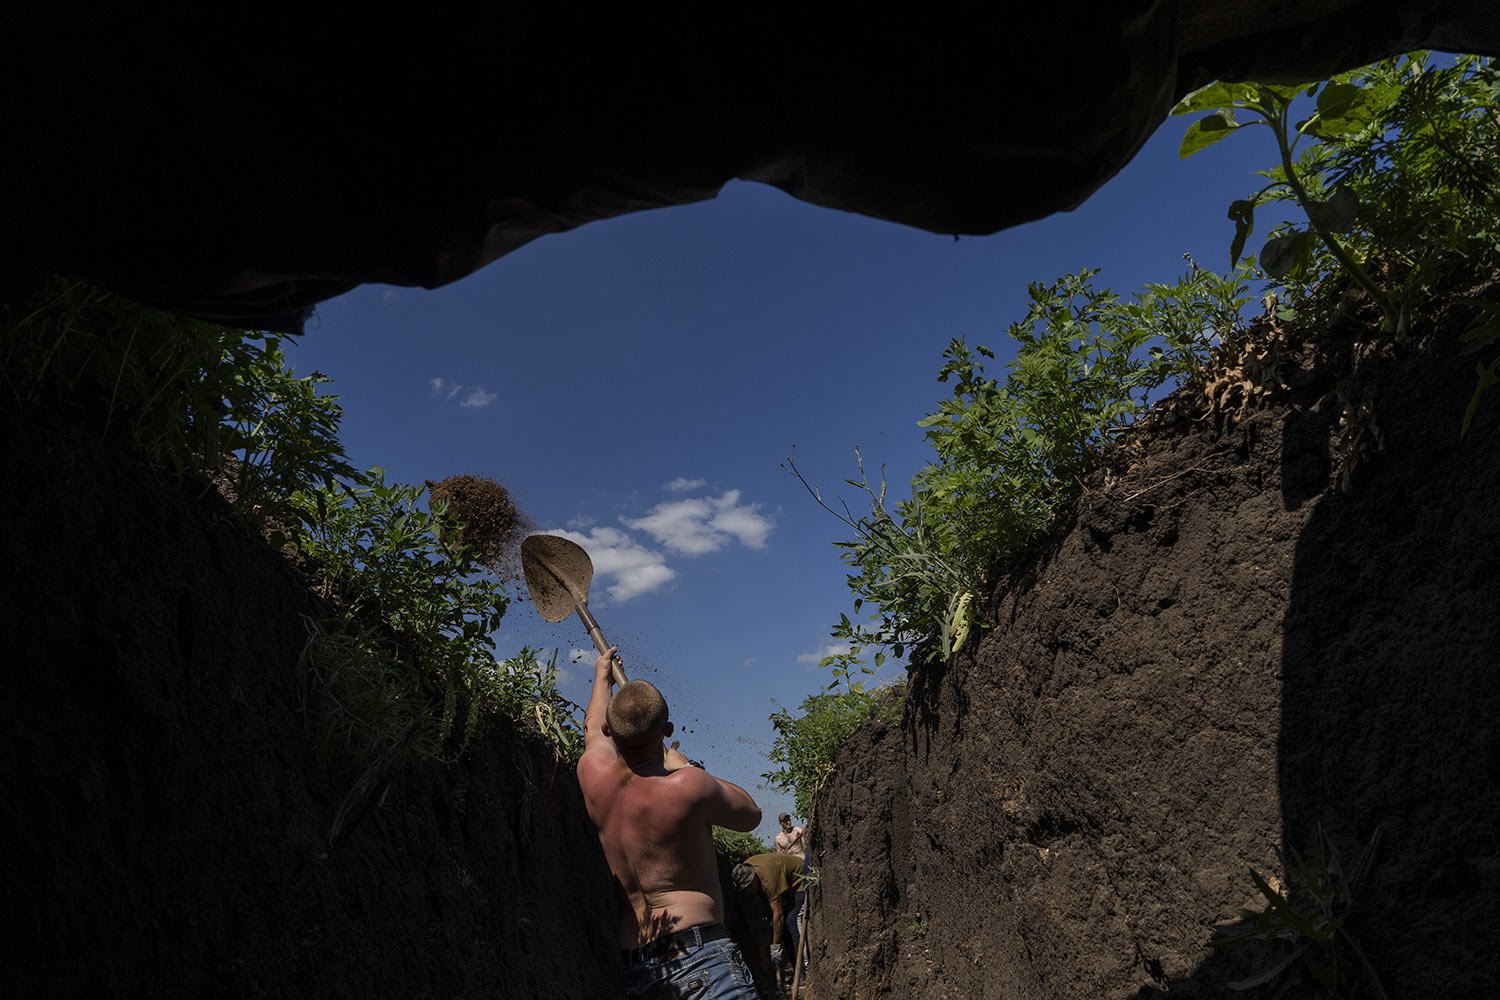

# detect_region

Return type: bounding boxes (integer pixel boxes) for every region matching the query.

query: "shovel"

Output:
[521,533,628,687]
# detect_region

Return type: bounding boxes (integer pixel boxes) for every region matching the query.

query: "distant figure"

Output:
[576,647,763,999]
[774,811,806,859]
[732,852,804,978]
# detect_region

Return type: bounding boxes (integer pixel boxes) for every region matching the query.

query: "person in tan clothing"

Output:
[732,851,804,971]
[576,647,763,998]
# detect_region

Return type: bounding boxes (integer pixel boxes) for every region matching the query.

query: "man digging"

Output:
[577,647,764,998]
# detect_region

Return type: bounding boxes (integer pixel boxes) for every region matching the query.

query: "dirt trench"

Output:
[807,318,1500,997]
[0,405,781,998]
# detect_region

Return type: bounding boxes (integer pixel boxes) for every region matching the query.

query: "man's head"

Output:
[731,863,758,892]
[605,679,672,750]
[779,812,793,831]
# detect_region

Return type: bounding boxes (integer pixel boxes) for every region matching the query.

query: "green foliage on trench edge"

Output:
[712,827,771,865]
[762,683,904,819]
[774,52,1498,833]
[0,279,582,770]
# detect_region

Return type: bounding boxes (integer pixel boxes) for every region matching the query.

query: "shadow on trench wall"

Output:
[1137,327,1500,997]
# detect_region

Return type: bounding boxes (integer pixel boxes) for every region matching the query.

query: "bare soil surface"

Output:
[808,312,1500,997]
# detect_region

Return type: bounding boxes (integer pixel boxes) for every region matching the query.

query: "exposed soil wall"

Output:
[808,318,1500,997]
[0,408,627,998]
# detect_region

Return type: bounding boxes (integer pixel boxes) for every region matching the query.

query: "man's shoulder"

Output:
[575,744,619,790]
[666,763,718,797]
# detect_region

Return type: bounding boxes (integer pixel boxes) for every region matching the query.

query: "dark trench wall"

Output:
[808,322,1500,998]
[0,408,622,998]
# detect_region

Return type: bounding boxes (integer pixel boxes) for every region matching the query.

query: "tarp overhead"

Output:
[4,4,1497,330]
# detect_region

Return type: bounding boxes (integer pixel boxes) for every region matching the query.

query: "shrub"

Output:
[291,472,516,764]
[1173,53,1500,425]
[712,827,770,864]
[1,280,582,767]
[792,263,1248,663]
[0,278,350,503]
[763,683,904,818]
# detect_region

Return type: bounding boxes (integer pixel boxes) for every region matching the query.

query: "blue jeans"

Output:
[622,936,758,999]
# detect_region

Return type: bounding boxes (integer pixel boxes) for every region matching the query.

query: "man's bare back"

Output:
[576,648,761,950]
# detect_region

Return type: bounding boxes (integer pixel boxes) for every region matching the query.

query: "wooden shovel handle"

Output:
[581,616,628,687]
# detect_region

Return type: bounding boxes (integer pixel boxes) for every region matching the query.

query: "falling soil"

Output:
[428,473,531,578]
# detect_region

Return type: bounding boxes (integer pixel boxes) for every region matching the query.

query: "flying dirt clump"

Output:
[426,474,531,577]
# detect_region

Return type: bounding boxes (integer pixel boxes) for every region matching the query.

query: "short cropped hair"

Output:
[607,680,669,748]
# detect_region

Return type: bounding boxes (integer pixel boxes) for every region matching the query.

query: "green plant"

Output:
[763,683,903,817]
[291,472,513,763]
[1174,54,1500,421]
[480,647,585,763]
[792,263,1248,665]
[2,278,581,766]
[712,827,770,864]
[907,916,928,938]
[220,340,353,533]
[1214,826,1386,998]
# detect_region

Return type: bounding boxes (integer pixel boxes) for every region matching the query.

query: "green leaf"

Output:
[1459,303,1500,352]
[1461,358,1500,437]
[1315,81,1363,121]
[1258,81,1321,104]
[1261,234,1298,279]
[1227,199,1256,266]
[1171,81,1257,116]
[1309,79,1396,138]
[1261,231,1315,279]
[1304,184,1358,233]
[1179,112,1240,158]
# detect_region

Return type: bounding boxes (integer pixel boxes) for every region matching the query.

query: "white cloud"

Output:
[429,379,498,409]
[460,386,498,408]
[623,489,773,555]
[566,514,597,530]
[545,526,677,602]
[663,477,706,493]
[797,642,852,668]
[743,657,756,669]
[429,377,463,400]
[379,288,398,306]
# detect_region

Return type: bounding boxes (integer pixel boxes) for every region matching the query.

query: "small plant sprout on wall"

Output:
[1214,826,1386,998]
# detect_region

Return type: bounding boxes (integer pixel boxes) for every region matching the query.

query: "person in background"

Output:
[774,812,806,859]
[731,851,804,981]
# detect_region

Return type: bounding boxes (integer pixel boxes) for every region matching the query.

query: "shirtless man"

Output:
[576,647,763,999]
[774,812,806,859]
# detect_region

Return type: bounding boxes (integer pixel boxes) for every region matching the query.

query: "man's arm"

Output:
[582,647,617,752]
[695,770,761,832]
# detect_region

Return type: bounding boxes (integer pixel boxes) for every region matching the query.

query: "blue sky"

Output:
[292,111,1284,841]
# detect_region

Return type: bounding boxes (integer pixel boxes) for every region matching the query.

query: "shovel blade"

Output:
[521,533,594,622]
